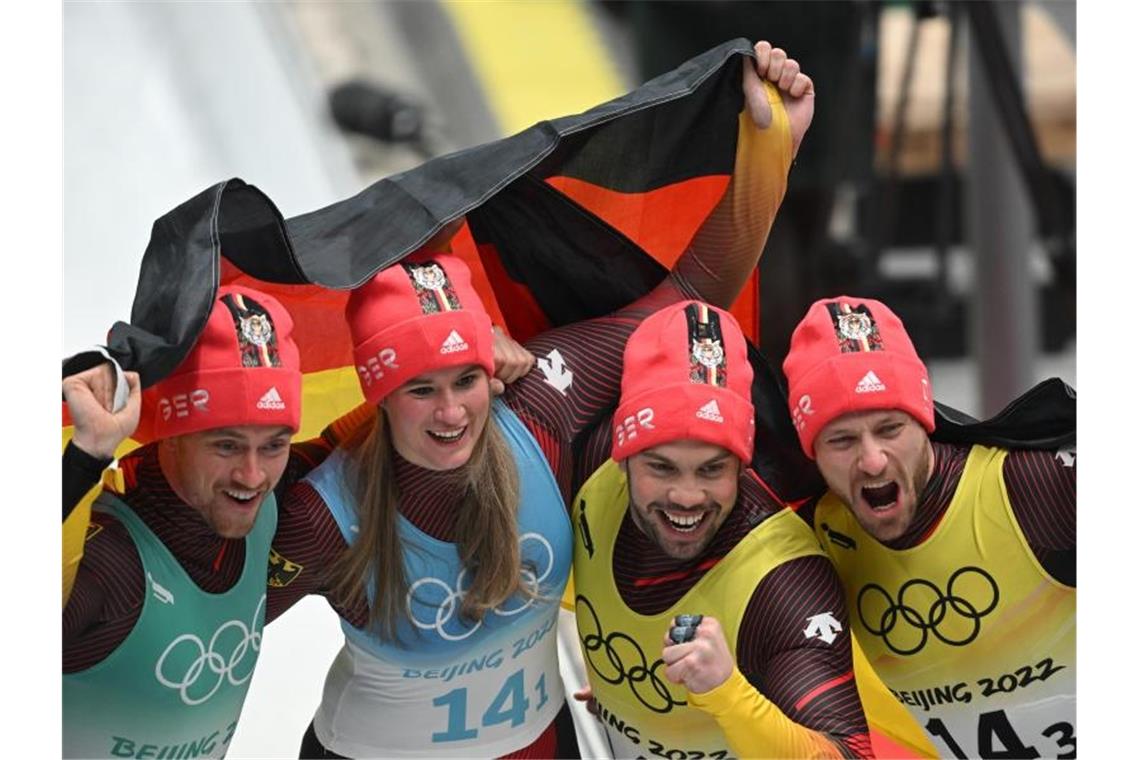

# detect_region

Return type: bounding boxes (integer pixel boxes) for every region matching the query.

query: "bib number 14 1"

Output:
[432,669,549,743]
[927,711,1075,759]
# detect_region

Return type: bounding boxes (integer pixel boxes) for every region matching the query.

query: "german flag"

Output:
[61,36,763,605]
[60,38,788,454]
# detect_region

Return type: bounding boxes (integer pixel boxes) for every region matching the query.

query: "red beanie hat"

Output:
[347,253,494,405]
[139,286,302,441]
[612,301,755,463]
[783,296,934,459]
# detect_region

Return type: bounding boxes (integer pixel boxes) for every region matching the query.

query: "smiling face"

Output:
[382,363,491,471]
[623,440,741,561]
[159,425,294,538]
[813,409,934,543]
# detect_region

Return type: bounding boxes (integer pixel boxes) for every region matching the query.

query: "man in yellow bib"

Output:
[571,299,872,759]
[783,296,1076,759]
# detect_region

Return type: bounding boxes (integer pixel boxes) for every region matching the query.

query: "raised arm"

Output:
[506,42,815,478]
[62,363,140,605]
[668,39,815,310]
[62,363,141,517]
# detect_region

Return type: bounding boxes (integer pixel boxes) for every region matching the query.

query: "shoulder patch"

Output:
[268,547,304,587]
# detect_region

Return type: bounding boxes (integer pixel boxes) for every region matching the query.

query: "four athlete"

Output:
[62,35,1076,760]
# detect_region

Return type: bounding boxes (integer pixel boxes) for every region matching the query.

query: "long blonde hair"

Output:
[329,405,527,642]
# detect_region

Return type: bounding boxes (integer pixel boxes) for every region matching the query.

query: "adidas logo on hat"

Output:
[257,386,286,410]
[854,371,886,394]
[440,329,469,354]
[696,399,724,423]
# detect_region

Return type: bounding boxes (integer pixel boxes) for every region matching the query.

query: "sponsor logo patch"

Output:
[256,386,286,410]
[411,263,447,291]
[148,571,175,605]
[440,329,469,354]
[855,370,886,394]
[803,612,843,644]
[696,399,724,422]
[537,348,573,394]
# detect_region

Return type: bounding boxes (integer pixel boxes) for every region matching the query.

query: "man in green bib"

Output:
[783,295,1076,759]
[62,286,304,759]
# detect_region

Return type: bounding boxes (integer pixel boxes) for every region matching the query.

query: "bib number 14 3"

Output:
[926,711,1075,759]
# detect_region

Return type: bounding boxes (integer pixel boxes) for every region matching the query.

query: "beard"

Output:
[627,495,728,561]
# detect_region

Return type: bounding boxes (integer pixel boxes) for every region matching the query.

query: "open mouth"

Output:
[427,426,467,445]
[223,489,261,506]
[861,481,899,512]
[660,510,709,534]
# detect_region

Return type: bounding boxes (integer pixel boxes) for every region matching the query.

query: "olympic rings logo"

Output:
[154,595,265,706]
[857,567,999,656]
[406,532,555,641]
[575,595,684,714]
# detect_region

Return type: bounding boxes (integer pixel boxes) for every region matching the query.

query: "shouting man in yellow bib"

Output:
[784,296,1076,759]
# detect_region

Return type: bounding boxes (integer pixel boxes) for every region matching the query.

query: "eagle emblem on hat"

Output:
[685,303,729,387]
[691,338,725,369]
[828,302,884,353]
[240,314,274,346]
[222,293,283,368]
[412,264,447,291]
[405,261,461,313]
[837,312,873,341]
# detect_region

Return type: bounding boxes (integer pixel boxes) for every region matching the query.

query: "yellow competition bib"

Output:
[573,459,823,758]
[816,445,1075,759]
